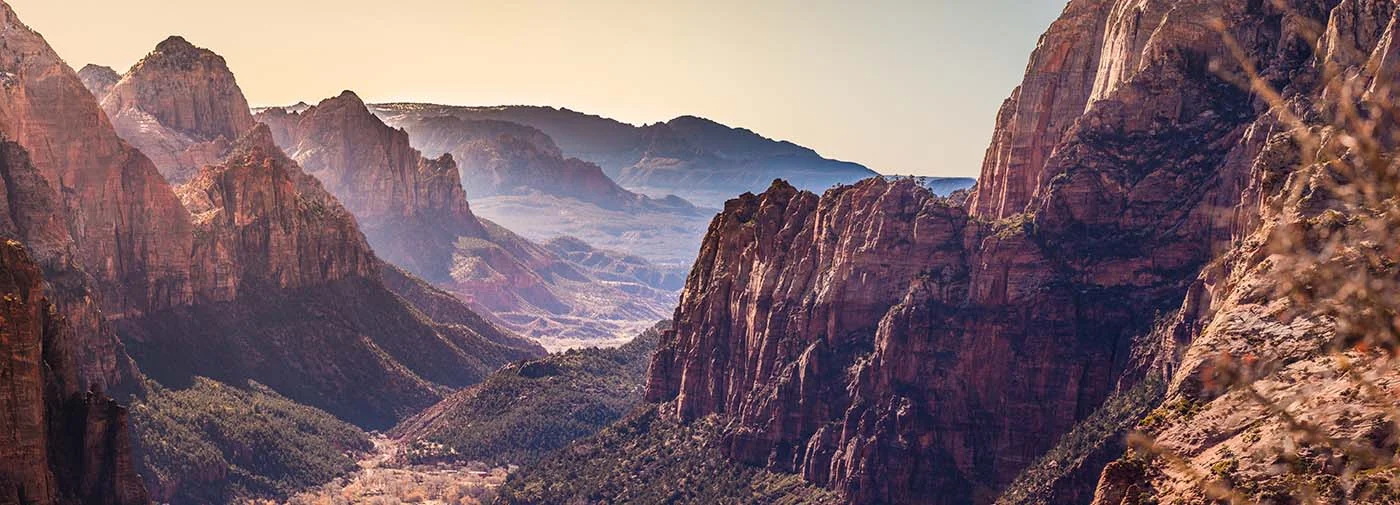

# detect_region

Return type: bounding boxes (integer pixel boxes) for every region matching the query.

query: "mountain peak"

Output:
[155,35,196,52]
[144,35,220,69]
[77,64,119,98]
[227,123,280,158]
[333,89,365,105]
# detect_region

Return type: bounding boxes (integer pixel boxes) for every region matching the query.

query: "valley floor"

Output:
[271,436,509,505]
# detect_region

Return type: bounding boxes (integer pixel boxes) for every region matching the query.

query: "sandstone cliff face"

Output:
[968,0,1111,220]
[258,91,482,281]
[178,124,378,302]
[0,237,145,505]
[117,123,543,429]
[646,1,1360,504]
[100,36,257,184]
[0,1,194,318]
[1082,1,1400,504]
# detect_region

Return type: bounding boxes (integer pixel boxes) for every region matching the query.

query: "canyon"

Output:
[514,1,1400,505]
[255,92,677,347]
[2,0,1398,504]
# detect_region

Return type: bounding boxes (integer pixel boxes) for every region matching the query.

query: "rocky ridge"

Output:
[634,1,1398,504]
[258,93,677,347]
[370,103,879,208]
[0,134,146,505]
[96,36,256,184]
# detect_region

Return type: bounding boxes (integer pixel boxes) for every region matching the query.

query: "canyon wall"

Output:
[646,1,1371,503]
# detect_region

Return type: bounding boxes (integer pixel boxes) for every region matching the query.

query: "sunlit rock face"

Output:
[98,36,257,184]
[0,2,195,319]
[77,64,119,98]
[118,123,544,431]
[645,1,1382,504]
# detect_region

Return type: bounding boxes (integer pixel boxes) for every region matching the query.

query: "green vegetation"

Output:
[496,404,839,505]
[992,212,1037,239]
[394,321,666,466]
[996,375,1165,505]
[130,378,372,505]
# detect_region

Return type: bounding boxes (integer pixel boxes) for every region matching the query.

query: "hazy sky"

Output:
[12,1,1066,178]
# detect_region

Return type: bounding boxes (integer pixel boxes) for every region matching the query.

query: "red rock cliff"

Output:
[258,91,483,281]
[0,1,194,318]
[647,1,1347,504]
[0,243,147,505]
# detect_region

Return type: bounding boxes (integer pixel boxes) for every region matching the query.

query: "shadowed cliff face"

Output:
[0,145,146,505]
[98,36,257,184]
[644,1,1370,504]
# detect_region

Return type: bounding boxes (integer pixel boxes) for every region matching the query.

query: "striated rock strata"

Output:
[0,243,147,505]
[0,1,194,319]
[118,124,544,429]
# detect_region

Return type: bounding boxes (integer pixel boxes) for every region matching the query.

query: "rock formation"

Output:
[77,64,119,98]
[178,124,378,302]
[373,110,713,271]
[258,91,483,281]
[384,114,676,209]
[0,139,146,505]
[370,103,878,207]
[0,13,542,441]
[0,1,194,319]
[99,36,257,184]
[258,93,676,347]
[118,123,545,429]
[641,1,1394,504]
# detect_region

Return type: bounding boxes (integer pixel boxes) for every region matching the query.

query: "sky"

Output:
[11,1,1067,178]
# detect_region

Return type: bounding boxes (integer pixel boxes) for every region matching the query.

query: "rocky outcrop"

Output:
[259,94,676,347]
[0,1,194,319]
[118,123,544,429]
[99,36,257,183]
[178,124,377,302]
[370,103,878,207]
[642,1,1365,504]
[258,91,483,281]
[0,241,146,505]
[968,0,1111,219]
[77,64,119,99]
